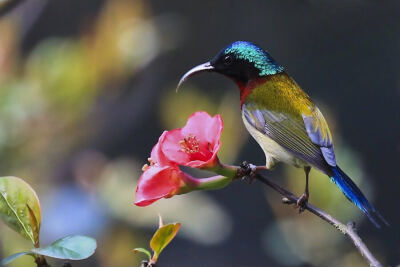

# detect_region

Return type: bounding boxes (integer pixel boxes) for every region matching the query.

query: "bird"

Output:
[177,41,387,228]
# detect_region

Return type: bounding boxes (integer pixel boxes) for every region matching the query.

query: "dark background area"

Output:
[0,0,399,266]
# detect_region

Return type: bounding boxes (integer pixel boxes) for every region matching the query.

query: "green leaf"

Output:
[0,177,41,245]
[0,251,33,265]
[27,204,40,247]
[150,223,181,262]
[132,248,151,261]
[31,235,97,260]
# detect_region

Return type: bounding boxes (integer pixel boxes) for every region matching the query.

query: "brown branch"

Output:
[237,162,382,267]
[35,255,50,267]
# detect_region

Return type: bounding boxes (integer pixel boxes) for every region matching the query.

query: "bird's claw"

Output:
[239,161,257,184]
[296,193,309,213]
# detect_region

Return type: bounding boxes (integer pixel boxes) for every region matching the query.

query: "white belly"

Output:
[242,112,308,169]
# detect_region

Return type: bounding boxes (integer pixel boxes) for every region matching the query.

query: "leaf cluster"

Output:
[0,177,97,266]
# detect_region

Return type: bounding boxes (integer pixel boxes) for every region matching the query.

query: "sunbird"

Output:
[177,41,387,227]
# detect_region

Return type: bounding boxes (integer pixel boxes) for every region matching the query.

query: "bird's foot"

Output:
[239,161,257,184]
[296,193,309,213]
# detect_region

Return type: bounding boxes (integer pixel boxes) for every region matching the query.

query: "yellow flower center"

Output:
[142,158,156,171]
[179,134,200,154]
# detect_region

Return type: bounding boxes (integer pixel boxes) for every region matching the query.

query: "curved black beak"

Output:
[176,62,214,92]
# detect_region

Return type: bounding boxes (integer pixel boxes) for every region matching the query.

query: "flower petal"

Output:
[161,111,223,168]
[160,129,190,165]
[181,111,216,142]
[204,114,223,144]
[150,131,174,167]
[134,165,182,207]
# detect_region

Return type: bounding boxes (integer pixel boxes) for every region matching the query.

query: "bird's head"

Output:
[177,41,283,90]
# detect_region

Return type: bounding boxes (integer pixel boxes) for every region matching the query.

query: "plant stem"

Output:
[35,255,50,267]
[141,260,157,267]
[208,160,238,178]
[252,171,382,267]
[180,174,232,192]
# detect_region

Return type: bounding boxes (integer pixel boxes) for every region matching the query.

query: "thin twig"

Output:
[251,172,382,267]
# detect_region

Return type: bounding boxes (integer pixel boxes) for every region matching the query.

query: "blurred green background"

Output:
[0,0,399,266]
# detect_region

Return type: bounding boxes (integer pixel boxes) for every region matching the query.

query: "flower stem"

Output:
[180,174,233,192]
[206,160,238,179]
[192,175,232,190]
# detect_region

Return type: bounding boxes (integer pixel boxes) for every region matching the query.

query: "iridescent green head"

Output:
[177,41,283,89]
[211,41,283,82]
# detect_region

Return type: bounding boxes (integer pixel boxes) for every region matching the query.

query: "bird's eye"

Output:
[223,55,234,66]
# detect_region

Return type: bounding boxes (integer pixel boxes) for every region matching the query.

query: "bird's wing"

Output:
[302,107,336,166]
[243,103,336,175]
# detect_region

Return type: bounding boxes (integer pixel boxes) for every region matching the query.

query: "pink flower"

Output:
[134,165,186,207]
[135,132,185,206]
[134,111,225,207]
[161,112,223,168]
[149,131,174,167]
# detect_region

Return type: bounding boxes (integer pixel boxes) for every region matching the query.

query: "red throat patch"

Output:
[238,78,267,108]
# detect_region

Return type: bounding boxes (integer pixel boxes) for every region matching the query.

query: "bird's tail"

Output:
[330,166,388,228]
